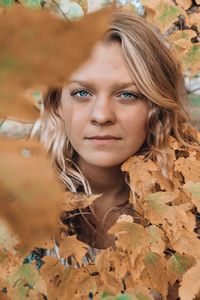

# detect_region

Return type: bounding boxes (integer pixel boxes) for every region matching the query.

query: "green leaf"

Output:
[145,193,170,212]
[98,293,134,300]
[183,45,200,67]
[168,253,195,275]
[184,182,200,208]
[21,0,41,9]
[156,1,184,32]
[5,264,47,298]
[145,252,159,265]
[0,0,14,8]
[117,295,133,300]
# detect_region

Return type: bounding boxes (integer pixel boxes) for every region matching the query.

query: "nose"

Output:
[90,95,116,126]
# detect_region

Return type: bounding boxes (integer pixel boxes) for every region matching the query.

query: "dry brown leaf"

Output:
[174,157,200,182]
[179,260,200,300]
[0,138,63,247]
[184,182,200,212]
[59,234,89,266]
[176,0,192,10]
[63,191,101,211]
[40,256,68,300]
[185,13,200,32]
[66,268,97,298]
[155,1,185,33]
[95,248,112,273]
[168,30,197,60]
[0,219,19,254]
[173,229,200,260]
[141,252,168,299]
[121,156,158,212]
[125,286,154,300]
[140,0,158,10]
[147,225,166,254]
[0,7,112,121]
[109,221,152,268]
[144,192,196,250]
[167,252,196,286]
[95,248,129,280]
[99,270,124,295]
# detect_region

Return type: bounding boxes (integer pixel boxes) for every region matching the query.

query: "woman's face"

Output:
[60,42,148,168]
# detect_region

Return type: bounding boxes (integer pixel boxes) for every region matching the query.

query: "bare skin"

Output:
[77,159,130,248]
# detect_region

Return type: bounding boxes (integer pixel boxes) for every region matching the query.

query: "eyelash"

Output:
[70,90,140,101]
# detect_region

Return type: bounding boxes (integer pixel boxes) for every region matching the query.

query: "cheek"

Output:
[125,103,148,139]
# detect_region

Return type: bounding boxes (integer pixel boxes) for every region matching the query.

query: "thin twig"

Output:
[64,212,91,219]
[50,0,69,22]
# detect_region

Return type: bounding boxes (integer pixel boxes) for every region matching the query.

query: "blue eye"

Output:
[120,92,139,99]
[71,90,90,98]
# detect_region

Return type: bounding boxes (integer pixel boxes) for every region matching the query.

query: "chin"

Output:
[86,156,129,168]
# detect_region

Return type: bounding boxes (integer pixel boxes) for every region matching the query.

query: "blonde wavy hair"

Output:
[31,9,192,196]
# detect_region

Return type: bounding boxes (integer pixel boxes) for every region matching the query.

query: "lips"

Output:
[86,135,121,140]
[85,135,122,145]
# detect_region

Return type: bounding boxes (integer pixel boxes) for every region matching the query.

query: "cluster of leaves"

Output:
[0,0,200,300]
[138,0,200,77]
[2,127,200,299]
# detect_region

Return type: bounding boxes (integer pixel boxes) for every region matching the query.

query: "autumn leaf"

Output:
[184,182,200,212]
[59,234,89,266]
[0,219,18,254]
[123,287,154,300]
[147,225,166,254]
[176,0,192,10]
[141,252,168,298]
[168,30,197,55]
[155,1,185,33]
[5,264,47,300]
[121,156,158,212]
[185,13,200,32]
[63,191,101,211]
[66,268,97,299]
[179,260,200,300]
[174,157,200,182]
[173,229,200,260]
[99,271,124,295]
[95,248,130,280]
[167,252,196,286]
[0,6,112,121]
[40,256,73,300]
[109,221,152,269]
[0,138,63,247]
[182,44,200,76]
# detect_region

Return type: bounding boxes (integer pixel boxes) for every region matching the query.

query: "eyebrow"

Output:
[68,79,137,90]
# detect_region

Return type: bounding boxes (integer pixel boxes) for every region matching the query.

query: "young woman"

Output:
[31,8,193,252]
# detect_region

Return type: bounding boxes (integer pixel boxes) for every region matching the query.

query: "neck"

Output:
[78,158,129,207]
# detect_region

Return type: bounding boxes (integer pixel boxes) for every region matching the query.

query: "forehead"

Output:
[69,42,133,85]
